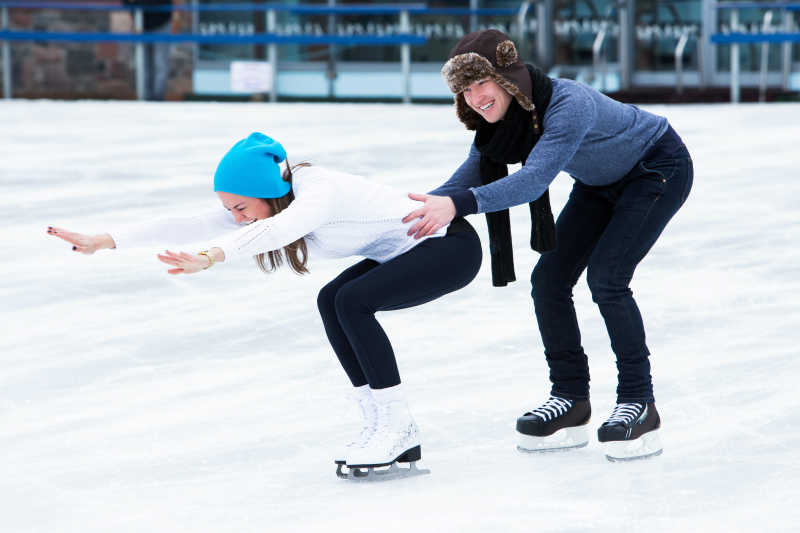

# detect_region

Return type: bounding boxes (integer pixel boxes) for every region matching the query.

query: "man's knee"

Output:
[586,265,627,304]
[531,257,572,301]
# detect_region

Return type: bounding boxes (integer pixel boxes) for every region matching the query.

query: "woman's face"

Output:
[217,191,273,224]
[463,77,512,123]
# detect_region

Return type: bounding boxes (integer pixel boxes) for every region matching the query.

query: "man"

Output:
[404,30,693,461]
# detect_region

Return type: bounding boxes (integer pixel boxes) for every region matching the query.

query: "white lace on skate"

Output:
[603,403,644,426]
[364,401,418,459]
[345,396,378,449]
[335,394,378,468]
[527,396,573,421]
[601,402,662,462]
[340,400,428,481]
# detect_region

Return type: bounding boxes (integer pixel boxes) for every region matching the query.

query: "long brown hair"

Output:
[254,160,311,275]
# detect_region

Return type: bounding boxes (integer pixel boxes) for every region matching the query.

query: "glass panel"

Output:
[554,0,619,66]
[635,0,701,72]
[194,0,529,64]
[197,1,261,61]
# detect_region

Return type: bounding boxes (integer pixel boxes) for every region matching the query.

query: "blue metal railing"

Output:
[0,2,516,14]
[0,2,531,101]
[0,30,427,45]
[711,33,800,43]
[715,2,800,10]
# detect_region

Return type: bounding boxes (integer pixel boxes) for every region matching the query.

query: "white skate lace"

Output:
[365,401,416,455]
[603,403,644,426]
[527,396,573,421]
[346,396,377,448]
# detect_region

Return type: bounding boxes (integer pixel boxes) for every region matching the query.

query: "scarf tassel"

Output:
[485,211,516,287]
[529,190,557,252]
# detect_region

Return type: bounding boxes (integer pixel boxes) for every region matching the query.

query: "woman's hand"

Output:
[402,193,456,239]
[47,226,115,254]
[157,250,215,275]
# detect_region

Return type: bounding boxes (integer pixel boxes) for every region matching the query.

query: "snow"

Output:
[1,100,799,533]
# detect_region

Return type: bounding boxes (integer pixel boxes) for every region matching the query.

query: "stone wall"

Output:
[1,7,193,99]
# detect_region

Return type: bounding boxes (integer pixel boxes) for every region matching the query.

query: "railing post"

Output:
[191,0,199,76]
[675,31,689,95]
[618,0,634,91]
[516,1,530,51]
[701,0,715,89]
[267,8,277,102]
[759,11,774,103]
[400,9,411,104]
[782,9,793,91]
[2,6,11,100]
[592,24,607,92]
[470,0,478,32]
[326,0,337,100]
[536,0,554,71]
[134,7,145,101]
[730,8,740,104]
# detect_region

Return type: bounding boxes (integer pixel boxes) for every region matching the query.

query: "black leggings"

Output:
[316,218,482,389]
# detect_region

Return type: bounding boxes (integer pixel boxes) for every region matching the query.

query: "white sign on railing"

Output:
[230,61,273,93]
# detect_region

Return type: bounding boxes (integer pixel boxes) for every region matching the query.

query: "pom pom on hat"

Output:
[496,40,518,68]
[213,132,290,198]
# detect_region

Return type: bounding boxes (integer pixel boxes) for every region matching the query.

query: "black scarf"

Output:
[473,64,556,287]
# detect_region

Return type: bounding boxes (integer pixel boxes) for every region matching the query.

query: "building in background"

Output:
[1,0,799,101]
[0,0,193,99]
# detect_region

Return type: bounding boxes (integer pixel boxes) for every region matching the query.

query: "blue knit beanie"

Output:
[213,132,290,198]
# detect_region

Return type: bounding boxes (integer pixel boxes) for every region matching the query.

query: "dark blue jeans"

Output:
[317,218,482,389]
[531,140,693,403]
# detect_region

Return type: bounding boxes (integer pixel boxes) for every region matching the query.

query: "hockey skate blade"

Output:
[517,425,589,453]
[339,461,430,482]
[604,429,663,462]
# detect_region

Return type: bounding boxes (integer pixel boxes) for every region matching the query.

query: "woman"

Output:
[47,132,482,479]
[404,30,693,461]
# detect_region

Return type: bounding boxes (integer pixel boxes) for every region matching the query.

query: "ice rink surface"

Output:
[2,100,799,532]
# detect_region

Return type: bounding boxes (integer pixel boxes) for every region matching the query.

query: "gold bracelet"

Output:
[198,250,214,269]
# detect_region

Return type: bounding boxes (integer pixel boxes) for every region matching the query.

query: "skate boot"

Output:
[334,387,377,478]
[516,396,591,453]
[343,390,429,481]
[598,402,662,462]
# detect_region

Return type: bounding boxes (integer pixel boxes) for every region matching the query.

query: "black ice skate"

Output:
[516,396,591,452]
[597,402,662,462]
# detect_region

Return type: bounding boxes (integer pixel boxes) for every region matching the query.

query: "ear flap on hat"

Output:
[455,93,482,131]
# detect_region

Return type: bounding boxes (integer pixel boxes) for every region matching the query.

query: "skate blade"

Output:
[337,461,430,482]
[604,429,663,462]
[517,425,589,453]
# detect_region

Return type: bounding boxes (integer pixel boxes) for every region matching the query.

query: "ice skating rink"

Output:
[2,100,799,533]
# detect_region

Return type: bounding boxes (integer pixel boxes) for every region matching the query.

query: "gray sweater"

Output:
[431,78,669,214]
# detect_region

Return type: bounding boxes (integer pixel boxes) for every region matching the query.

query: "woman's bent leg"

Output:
[317,259,380,387]
[334,221,482,389]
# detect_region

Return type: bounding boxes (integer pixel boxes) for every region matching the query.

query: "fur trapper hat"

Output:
[441,29,534,130]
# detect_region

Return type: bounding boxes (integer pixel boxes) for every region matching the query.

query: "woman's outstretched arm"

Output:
[47,226,116,254]
[156,248,225,275]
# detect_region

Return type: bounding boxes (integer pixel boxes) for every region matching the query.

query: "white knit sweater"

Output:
[112,165,448,264]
